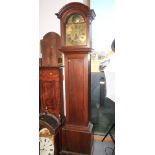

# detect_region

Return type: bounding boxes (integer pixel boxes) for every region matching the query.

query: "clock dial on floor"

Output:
[40,137,54,155]
[39,128,54,155]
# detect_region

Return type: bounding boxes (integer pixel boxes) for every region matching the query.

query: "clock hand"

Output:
[40,149,44,151]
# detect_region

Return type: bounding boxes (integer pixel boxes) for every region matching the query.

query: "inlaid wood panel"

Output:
[40,69,59,81]
[39,67,63,118]
[40,81,57,109]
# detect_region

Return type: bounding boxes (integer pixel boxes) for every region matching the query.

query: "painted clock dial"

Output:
[65,14,86,46]
[39,128,54,155]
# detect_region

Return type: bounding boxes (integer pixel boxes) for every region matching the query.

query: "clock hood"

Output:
[55,2,95,22]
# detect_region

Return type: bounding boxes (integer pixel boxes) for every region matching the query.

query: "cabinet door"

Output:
[65,54,88,126]
[40,81,57,109]
[39,68,61,117]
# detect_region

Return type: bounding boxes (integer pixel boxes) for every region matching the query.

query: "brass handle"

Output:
[49,72,53,75]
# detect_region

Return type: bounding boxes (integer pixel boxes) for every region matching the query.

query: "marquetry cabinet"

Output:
[39,67,63,118]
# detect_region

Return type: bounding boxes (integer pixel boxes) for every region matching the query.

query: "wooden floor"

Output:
[93,134,113,142]
[92,134,114,155]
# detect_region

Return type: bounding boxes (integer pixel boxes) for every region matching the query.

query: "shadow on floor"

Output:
[92,141,115,155]
[91,97,115,136]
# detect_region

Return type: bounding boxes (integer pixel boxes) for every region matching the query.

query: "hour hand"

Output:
[40,148,44,151]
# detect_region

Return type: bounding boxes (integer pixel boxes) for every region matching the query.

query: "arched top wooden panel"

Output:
[40,32,62,67]
[43,32,60,40]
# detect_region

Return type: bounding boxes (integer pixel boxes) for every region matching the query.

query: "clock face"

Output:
[40,137,54,155]
[39,128,54,155]
[65,14,86,46]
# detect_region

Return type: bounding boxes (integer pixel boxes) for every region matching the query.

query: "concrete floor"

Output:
[92,141,115,155]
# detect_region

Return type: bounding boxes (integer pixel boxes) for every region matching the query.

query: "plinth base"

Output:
[61,123,93,155]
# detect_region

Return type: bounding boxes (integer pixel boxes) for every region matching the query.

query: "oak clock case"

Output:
[56,2,95,155]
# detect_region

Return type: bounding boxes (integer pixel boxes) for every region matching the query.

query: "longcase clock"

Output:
[56,2,95,155]
[39,32,64,155]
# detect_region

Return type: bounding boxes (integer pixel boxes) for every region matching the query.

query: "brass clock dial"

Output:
[65,14,86,46]
[39,128,54,155]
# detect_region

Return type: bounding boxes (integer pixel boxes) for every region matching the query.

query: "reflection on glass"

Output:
[90,1,115,138]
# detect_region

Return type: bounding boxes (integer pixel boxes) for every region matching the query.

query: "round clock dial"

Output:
[40,137,54,155]
[39,128,54,155]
